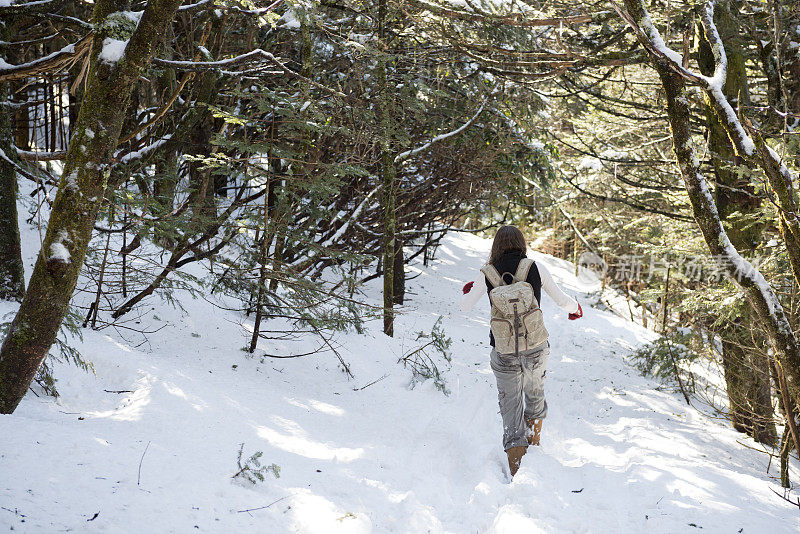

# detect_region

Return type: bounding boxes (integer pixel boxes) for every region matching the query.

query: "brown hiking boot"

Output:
[525,417,543,446]
[506,445,527,476]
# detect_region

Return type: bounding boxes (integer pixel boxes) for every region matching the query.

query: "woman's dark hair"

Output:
[489,225,527,265]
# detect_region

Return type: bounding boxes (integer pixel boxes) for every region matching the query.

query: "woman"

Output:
[461,225,583,477]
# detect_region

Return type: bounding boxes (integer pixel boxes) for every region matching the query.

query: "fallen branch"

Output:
[354,373,389,391]
[137,441,151,486]
[236,495,292,514]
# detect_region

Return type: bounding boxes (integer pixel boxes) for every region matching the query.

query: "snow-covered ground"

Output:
[2,218,799,532]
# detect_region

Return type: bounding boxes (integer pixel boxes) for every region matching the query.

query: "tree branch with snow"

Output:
[395,98,488,165]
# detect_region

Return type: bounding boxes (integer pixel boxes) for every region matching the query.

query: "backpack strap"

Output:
[480,264,504,287]
[514,258,534,283]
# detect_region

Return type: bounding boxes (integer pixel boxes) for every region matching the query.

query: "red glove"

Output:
[462,281,474,294]
[568,302,583,320]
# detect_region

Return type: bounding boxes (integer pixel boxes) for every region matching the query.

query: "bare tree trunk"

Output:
[0,0,184,414]
[393,237,404,305]
[377,0,396,336]
[250,179,271,353]
[151,23,179,227]
[0,63,25,301]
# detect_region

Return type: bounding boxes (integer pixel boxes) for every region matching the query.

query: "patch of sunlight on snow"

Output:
[88,378,152,421]
[488,506,548,534]
[664,467,716,500]
[436,244,461,262]
[288,489,372,534]
[406,264,428,276]
[360,477,411,503]
[285,397,345,416]
[622,390,684,417]
[104,334,132,353]
[562,438,629,469]
[309,399,345,416]
[255,419,363,461]
[474,481,491,495]
[285,398,310,410]
[636,466,663,482]
[163,382,208,411]
[596,389,638,408]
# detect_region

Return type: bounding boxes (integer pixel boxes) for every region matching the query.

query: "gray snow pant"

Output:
[490,340,551,450]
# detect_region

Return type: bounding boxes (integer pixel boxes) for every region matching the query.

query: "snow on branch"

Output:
[0,147,55,184]
[321,186,381,248]
[228,0,283,15]
[394,98,488,165]
[177,0,284,14]
[696,1,800,202]
[610,0,757,155]
[640,0,800,229]
[0,34,91,83]
[0,0,57,13]
[117,135,172,164]
[16,148,66,161]
[177,0,211,11]
[411,0,603,28]
[154,49,346,97]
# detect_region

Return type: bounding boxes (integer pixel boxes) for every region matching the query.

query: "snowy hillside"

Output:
[1,228,799,533]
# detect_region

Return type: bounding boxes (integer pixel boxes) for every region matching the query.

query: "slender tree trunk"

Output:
[0,64,25,301]
[377,0,396,336]
[250,179,272,353]
[9,34,29,152]
[151,23,179,226]
[392,237,404,305]
[0,0,184,414]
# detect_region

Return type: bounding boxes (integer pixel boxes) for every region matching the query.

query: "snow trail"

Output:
[1,217,798,532]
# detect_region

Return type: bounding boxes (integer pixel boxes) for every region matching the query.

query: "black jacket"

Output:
[484,250,542,347]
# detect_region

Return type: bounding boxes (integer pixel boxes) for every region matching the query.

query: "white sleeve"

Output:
[460,272,487,312]
[537,262,579,314]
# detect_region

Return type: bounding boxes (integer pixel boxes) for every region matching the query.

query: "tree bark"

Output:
[0,0,184,413]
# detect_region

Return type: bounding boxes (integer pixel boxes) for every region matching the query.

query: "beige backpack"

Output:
[480,258,548,356]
